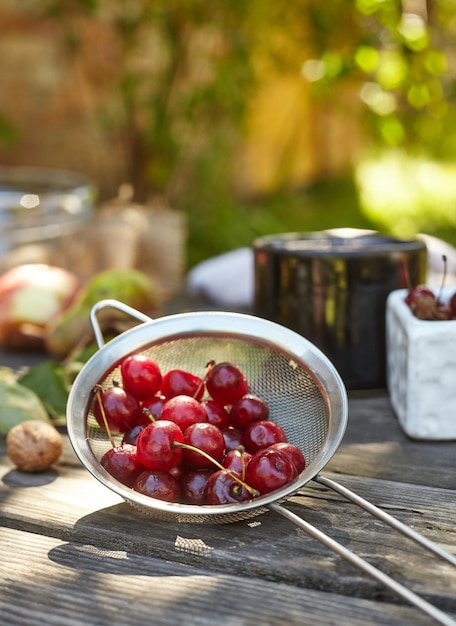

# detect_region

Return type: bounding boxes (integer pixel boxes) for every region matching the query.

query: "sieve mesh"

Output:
[68,305,456,626]
[68,307,347,524]
[87,334,328,465]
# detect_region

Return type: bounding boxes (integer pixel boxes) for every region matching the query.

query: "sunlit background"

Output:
[1,0,455,268]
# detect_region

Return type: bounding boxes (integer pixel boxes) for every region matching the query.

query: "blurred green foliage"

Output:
[186,175,379,267]
[303,0,456,157]
[40,0,266,203]
[2,1,456,265]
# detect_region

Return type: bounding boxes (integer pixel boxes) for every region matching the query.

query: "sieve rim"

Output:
[66,308,348,519]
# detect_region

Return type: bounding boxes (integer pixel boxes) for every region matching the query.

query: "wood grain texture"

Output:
[0,439,455,613]
[0,375,455,626]
[0,526,446,626]
[329,392,456,489]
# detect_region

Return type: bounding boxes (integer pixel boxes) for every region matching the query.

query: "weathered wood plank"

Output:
[0,525,449,626]
[0,346,455,625]
[328,392,456,489]
[0,445,454,612]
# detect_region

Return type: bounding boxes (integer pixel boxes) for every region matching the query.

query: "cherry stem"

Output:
[142,407,157,422]
[93,385,116,449]
[236,445,247,481]
[192,359,215,400]
[172,440,259,498]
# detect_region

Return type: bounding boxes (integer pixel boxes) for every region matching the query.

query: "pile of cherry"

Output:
[404,255,456,320]
[92,354,305,506]
[405,284,456,320]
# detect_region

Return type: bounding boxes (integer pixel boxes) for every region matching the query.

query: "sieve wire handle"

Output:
[314,474,456,568]
[269,502,456,626]
[90,299,153,349]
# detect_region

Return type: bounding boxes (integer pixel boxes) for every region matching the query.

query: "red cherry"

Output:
[205,362,249,406]
[450,291,456,317]
[201,399,231,430]
[120,354,162,400]
[405,284,435,307]
[245,448,298,496]
[181,469,213,505]
[160,395,207,431]
[122,424,147,446]
[182,422,226,470]
[168,463,186,483]
[221,426,245,451]
[136,420,184,471]
[140,395,166,421]
[222,447,252,478]
[204,470,252,504]
[160,369,204,400]
[92,384,142,435]
[101,443,145,487]
[133,469,181,502]
[405,285,445,320]
[268,442,306,473]
[244,420,287,453]
[229,394,270,430]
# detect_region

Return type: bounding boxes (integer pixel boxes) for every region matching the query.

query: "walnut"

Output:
[6,420,63,472]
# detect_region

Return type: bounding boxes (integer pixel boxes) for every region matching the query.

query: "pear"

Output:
[45,268,159,359]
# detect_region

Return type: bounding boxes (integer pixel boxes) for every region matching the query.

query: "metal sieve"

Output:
[67,299,456,626]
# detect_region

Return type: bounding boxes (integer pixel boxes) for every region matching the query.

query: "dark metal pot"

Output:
[252,229,427,390]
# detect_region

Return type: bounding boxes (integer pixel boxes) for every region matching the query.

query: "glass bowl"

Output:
[0,165,97,271]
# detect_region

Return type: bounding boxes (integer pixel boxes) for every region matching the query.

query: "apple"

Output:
[0,264,81,350]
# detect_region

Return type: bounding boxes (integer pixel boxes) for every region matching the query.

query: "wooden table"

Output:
[0,349,455,625]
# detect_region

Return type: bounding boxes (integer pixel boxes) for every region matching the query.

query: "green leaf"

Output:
[64,343,100,383]
[17,361,70,423]
[0,381,51,435]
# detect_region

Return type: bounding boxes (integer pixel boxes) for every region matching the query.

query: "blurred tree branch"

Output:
[39,0,263,203]
[302,0,456,157]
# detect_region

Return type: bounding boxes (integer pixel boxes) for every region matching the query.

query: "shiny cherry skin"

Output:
[204,470,252,505]
[181,469,213,504]
[222,447,252,478]
[160,369,204,400]
[268,442,306,473]
[405,285,442,319]
[101,443,145,487]
[245,448,298,496]
[229,394,270,430]
[205,362,249,406]
[244,420,287,453]
[133,469,181,502]
[201,399,231,430]
[182,422,226,469]
[140,395,166,421]
[160,395,207,431]
[221,426,245,451]
[136,419,184,471]
[405,284,435,307]
[168,463,186,484]
[120,354,162,401]
[122,424,146,446]
[92,383,142,434]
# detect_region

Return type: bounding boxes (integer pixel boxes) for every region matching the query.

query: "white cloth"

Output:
[186,247,254,308]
